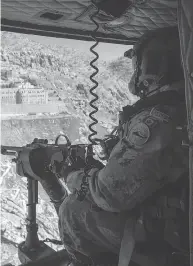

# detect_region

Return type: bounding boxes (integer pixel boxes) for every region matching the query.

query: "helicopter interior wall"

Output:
[2,0,178,44]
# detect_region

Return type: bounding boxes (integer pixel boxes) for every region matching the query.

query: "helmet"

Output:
[129,27,184,97]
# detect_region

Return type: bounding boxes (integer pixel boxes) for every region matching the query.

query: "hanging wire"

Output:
[88,4,100,145]
[76,4,100,201]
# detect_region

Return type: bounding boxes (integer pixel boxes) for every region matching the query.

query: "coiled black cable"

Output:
[76,4,100,201]
[88,5,100,145]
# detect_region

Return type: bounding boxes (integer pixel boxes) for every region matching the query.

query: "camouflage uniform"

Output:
[56,91,188,263]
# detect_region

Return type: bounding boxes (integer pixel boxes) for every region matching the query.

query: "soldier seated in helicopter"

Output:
[29,27,189,266]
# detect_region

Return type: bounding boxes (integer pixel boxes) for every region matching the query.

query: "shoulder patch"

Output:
[127,122,150,147]
[150,107,170,123]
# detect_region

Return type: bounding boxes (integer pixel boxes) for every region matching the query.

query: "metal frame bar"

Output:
[1,18,137,45]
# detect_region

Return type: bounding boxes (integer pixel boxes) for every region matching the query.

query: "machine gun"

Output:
[1,135,94,180]
[1,135,94,265]
[1,131,118,266]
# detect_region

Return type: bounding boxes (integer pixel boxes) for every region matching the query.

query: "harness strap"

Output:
[118,216,170,266]
[118,217,137,266]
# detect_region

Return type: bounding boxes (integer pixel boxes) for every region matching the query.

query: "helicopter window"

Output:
[1,30,135,266]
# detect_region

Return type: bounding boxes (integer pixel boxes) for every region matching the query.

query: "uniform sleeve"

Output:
[40,172,67,214]
[66,170,86,193]
[88,111,181,212]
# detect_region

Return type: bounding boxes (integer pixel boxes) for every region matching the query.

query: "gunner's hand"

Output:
[28,147,67,212]
[60,157,104,182]
[28,146,67,182]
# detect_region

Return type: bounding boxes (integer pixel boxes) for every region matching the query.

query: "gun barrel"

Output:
[1,145,23,155]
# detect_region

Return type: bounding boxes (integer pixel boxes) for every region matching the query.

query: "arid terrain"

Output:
[1,32,135,265]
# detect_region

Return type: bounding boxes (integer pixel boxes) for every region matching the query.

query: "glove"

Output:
[28,146,68,179]
[28,147,48,178]
[28,147,67,212]
[59,156,104,182]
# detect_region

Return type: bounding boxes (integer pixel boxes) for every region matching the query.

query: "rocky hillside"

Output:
[1,32,135,116]
[1,31,135,266]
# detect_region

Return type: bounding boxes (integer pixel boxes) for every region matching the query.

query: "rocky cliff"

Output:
[1,31,135,265]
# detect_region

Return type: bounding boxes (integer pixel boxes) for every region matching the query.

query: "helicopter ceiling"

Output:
[1,0,178,45]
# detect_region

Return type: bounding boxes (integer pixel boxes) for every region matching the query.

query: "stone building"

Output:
[1,88,48,104]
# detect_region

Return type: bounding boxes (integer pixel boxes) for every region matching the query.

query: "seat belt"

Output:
[118,217,137,266]
[117,216,165,266]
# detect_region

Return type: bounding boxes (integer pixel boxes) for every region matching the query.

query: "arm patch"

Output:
[127,122,151,147]
[150,107,170,123]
